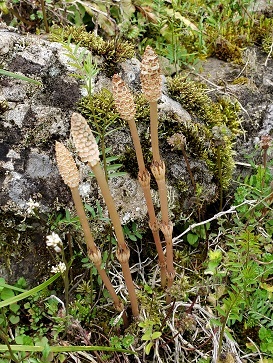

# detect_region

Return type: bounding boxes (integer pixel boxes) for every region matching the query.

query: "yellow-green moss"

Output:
[50,25,135,74]
[77,88,121,128]
[0,99,9,114]
[134,94,150,123]
[250,14,273,48]
[262,33,273,56]
[167,76,241,190]
[213,36,243,63]
[231,76,250,85]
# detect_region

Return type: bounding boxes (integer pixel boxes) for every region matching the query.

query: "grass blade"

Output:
[0,69,42,85]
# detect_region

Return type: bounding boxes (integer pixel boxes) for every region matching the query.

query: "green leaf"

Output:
[106,156,120,162]
[15,335,33,345]
[128,234,137,241]
[210,318,222,327]
[187,233,198,245]
[108,172,127,178]
[84,204,96,217]
[144,285,153,295]
[9,303,20,313]
[122,335,134,348]
[151,332,162,339]
[0,344,135,354]
[42,343,51,359]
[0,273,61,308]
[106,164,123,171]
[0,278,5,286]
[138,322,145,328]
[216,306,226,317]
[9,314,20,324]
[0,69,42,85]
[224,329,235,342]
[1,288,15,301]
[142,333,151,341]
[145,342,153,355]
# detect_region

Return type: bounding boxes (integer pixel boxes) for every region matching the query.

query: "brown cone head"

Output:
[140,46,162,102]
[112,74,136,121]
[55,141,80,188]
[70,113,100,167]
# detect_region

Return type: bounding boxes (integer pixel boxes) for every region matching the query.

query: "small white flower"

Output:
[121,212,131,225]
[26,198,40,215]
[46,232,63,253]
[51,262,66,274]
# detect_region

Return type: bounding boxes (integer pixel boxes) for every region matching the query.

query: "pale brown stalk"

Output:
[70,113,139,318]
[90,161,139,318]
[150,101,161,163]
[151,161,175,301]
[70,187,125,316]
[141,46,175,299]
[55,142,126,321]
[112,74,167,287]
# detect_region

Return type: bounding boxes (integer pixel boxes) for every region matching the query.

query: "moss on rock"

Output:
[167,76,241,190]
[50,25,135,74]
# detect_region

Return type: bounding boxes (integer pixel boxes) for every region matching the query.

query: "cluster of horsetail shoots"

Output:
[140,46,175,301]
[112,74,167,288]
[55,141,128,324]
[55,46,175,321]
[70,112,139,318]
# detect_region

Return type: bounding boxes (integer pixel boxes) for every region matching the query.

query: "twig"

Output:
[264,36,273,67]
[172,200,257,244]
[247,337,263,363]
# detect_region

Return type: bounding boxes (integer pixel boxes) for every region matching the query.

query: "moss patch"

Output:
[167,76,241,190]
[50,26,135,75]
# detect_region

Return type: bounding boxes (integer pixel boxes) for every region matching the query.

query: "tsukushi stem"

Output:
[70,113,139,318]
[128,121,167,286]
[91,162,127,250]
[55,142,126,322]
[140,46,175,299]
[151,161,175,301]
[127,120,146,173]
[90,162,139,318]
[112,74,167,287]
[150,101,160,163]
[70,187,125,314]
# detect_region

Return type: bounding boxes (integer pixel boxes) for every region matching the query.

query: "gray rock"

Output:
[3,27,272,284]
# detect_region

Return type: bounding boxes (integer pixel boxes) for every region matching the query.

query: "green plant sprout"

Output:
[109,334,134,350]
[62,35,98,99]
[123,222,142,242]
[138,319,162,355]
[0,275,135,362]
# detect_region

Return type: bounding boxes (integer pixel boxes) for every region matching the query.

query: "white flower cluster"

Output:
[51,262,66,274]
[46,232,63,253]
[26,198,40,216]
